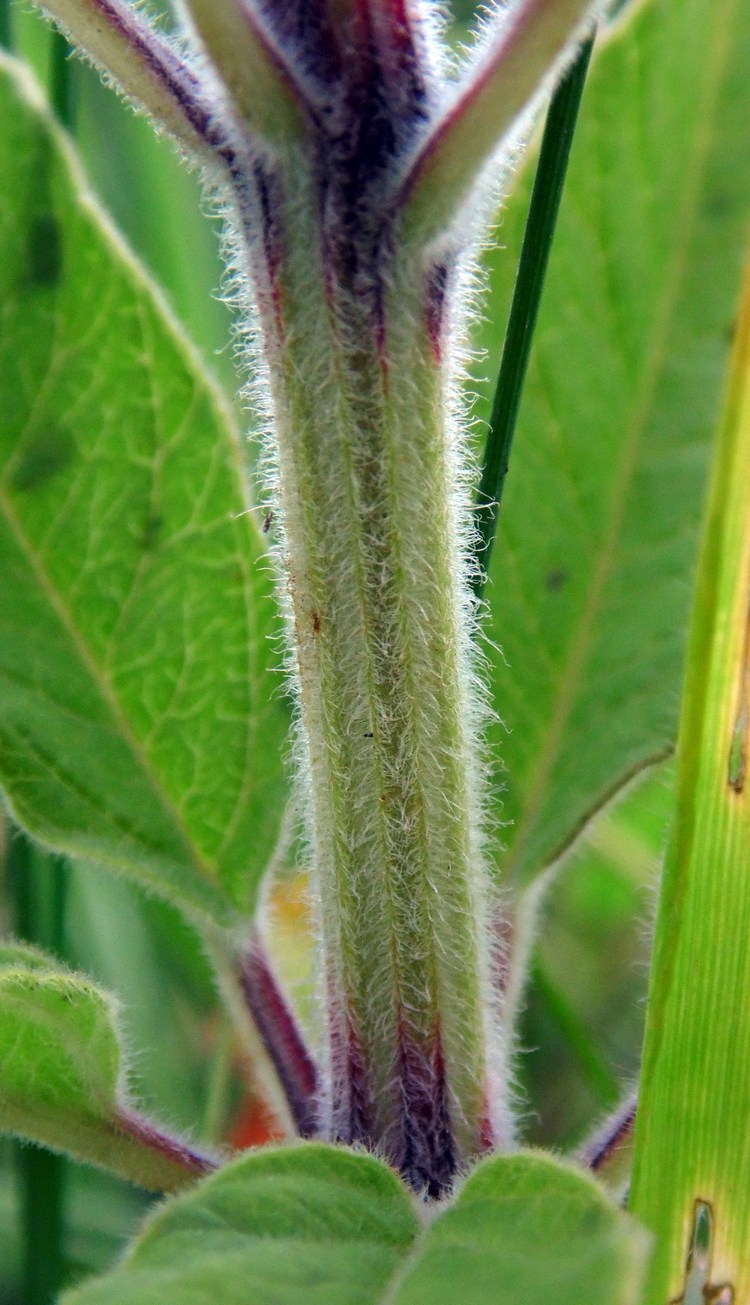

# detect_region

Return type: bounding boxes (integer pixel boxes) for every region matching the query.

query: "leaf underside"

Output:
[0,53,289,928]
[479,0,750,885]
[62,1144,646,1305]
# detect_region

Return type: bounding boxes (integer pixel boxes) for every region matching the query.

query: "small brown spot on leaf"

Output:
[140,514,164,551]
[546,568,568,591]
[26,211,62,288]
[10,426,75,492]
[311,610,322,634]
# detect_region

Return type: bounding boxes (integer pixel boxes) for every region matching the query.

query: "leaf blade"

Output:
[480,0,750,884]
[61,1145,646,1305]
[0,53,289,926]
[630,237,750,1303]
[393,1151,646,1305]
[0,950,212,1191]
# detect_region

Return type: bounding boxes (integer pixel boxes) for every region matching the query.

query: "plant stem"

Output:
[238,932,318,1138]
[7,832,68,1305]
[202,928,298,1140]
[233,145,504,1192]
[473,32,594,593]
[578,1089,637,1174]
[114,1109,216,1182]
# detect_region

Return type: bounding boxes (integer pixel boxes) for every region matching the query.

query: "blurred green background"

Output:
[0,1,661,1299]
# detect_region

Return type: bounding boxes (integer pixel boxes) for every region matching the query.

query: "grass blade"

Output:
[8,832,68,1305]
[473,33,594,594]
[630,252,750,1302]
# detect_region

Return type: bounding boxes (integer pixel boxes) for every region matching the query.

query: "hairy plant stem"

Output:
[239,930,318,1137]
[231,145,504,1192]
[24,0,599,1198]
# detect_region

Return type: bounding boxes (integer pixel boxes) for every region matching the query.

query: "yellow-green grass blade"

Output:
[630,253,750,1301]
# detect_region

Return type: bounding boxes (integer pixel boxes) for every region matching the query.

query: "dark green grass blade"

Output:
[8,832,69,1305]
[50,28,76,128]
[531,957,619,1107]
[4,21,76,1299]
[473,33,594,594]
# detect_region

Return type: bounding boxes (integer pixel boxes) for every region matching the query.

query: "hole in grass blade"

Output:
[671,1201,734,1305]
[472,31,595,598]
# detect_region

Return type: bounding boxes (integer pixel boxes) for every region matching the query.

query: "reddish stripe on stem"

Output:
[116,1108,217,1178]
[578,1091,637,1173]
[425,260,449,364]
[327,983,376,1144]
[88,0,218,146]
[239,934,319,1137]
[252,161,286,341]
[346,1009,377,1141]
[394,1015,456,1197]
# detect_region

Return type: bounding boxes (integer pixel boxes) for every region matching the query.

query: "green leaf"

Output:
[392,1151,647,1305]
[0,939,58,970]
[480,0,750,884]
[0,947,211,1191]
[0,53,289,927]
[63,1145,419,1305]
[630,244,750,1300]
[62,1145,646,1304]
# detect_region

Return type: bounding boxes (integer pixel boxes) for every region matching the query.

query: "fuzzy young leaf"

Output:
[0,947,213,1191]
[393,1151,647,1305]
[479,0,750,886]
[63,1145,420,1305]
[62,1145,646,1304]
[0,54,289,928]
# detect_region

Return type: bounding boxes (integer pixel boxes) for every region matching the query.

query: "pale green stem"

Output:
[242,165,504,1192]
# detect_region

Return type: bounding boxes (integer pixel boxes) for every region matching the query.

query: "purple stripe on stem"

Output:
[116,1107,217,1178]
[87,0,218,144]
[239,933,319,1137]
[578,1089,637,1173]
[394,1019,457,1198]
